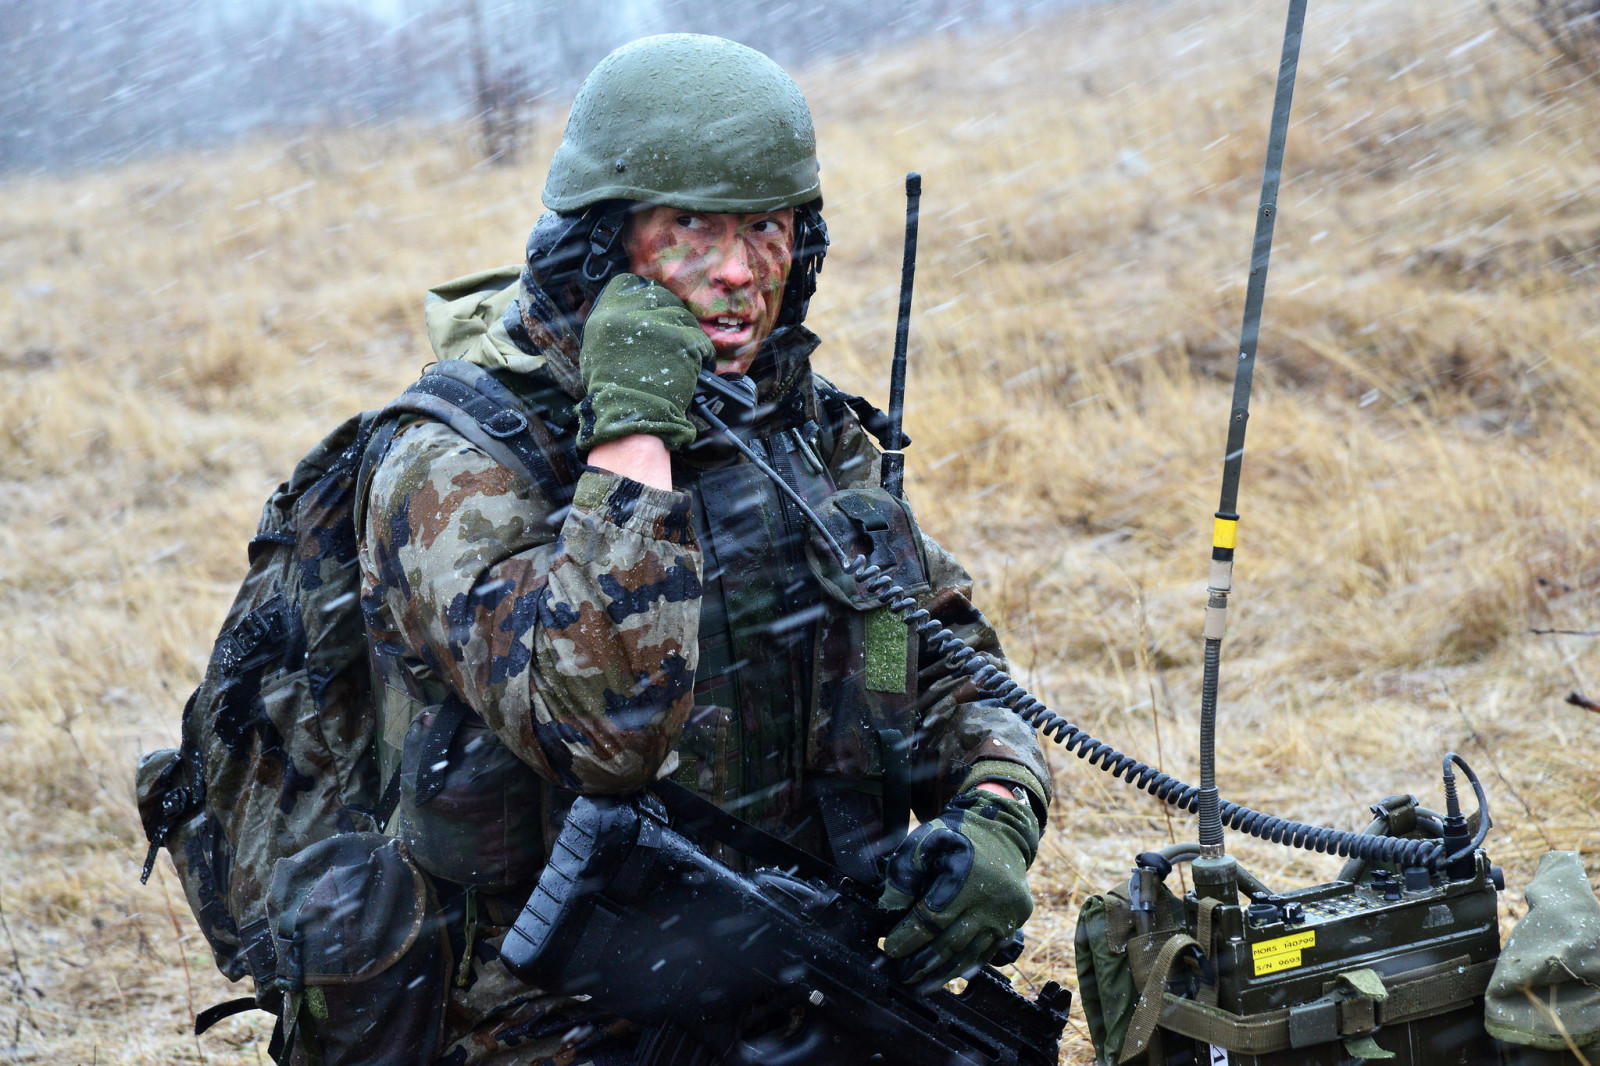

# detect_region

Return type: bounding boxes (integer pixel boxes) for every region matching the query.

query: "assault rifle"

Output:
[500,782,1071,1066]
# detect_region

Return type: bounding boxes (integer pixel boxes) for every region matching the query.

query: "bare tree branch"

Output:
[1487,0,1554,58]
[1565,691,1600,713]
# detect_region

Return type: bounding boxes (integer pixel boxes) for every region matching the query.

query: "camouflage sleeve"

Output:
[827,413,1053,823]
[360,418,701,793]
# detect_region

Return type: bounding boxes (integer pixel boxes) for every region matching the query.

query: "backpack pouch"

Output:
[136,747,250,978]
[1075,875,1188,1066]
[268,834,449,1066]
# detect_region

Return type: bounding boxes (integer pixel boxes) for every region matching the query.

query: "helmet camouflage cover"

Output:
[543,34,822,214]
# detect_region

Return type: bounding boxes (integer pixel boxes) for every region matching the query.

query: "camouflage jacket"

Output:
[357,267,1051,890]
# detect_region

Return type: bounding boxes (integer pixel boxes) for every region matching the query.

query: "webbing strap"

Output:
[1155,996,1296,1056]
[815,783,882,884]
[411,695,469,806]
[1196,898,1221,1008]
[1104,892,1135,964]
[1379,957,1495,1024]
[429,360,577,484]
[1120,933,1202,1062]
[281,991,303,1064]
[267,1008,287,1065]
[374,766,403,833]
[1122,897,1223,1059]
[194,996,265,1035]
[1140,958,1495,1056]
[385,368,574,509]
[353,416,401,538]
[877,728,911,857]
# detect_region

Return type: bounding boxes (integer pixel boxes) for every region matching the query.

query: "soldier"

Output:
[357,33,1053,1066]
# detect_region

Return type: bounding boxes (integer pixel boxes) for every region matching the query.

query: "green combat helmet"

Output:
[543,33,822,213]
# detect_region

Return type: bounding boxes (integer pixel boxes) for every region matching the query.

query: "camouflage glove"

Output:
[578,273,716,452]
[877,786,1040,993]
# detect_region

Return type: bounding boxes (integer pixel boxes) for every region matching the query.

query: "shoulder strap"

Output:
[815,378,907,453]
[382,362,578,510]
[373,766,403,833]
[353,416,401,539]
[1121,952,1493,1059]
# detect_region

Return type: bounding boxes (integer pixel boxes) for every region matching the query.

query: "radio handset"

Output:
[691,370,759,429]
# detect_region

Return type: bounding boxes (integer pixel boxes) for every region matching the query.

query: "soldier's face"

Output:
[623,205,795,374]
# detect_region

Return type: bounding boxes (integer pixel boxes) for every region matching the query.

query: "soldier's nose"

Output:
[712,240,755,289]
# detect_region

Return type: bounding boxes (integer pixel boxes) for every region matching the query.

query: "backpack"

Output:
[133,360,579,1033]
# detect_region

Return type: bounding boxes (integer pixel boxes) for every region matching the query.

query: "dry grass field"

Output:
[3,0,1599,1061]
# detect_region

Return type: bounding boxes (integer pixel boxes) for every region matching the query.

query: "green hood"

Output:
[423,267,579,396]
[424,266,530,368]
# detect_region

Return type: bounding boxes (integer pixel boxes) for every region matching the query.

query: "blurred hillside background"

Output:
[0,0,1082,171]
[2,0,1600,1062]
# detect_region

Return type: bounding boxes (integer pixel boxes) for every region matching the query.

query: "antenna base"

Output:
[1192,854,1240,905]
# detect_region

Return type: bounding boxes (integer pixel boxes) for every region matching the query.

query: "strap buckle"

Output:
[481,408,529,440]
[583,211,625,284]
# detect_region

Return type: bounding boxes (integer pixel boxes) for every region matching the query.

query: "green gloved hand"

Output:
[877,786,1041,993]
[577,273,716,452]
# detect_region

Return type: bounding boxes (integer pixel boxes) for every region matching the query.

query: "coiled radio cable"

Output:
[692,389,1459,870]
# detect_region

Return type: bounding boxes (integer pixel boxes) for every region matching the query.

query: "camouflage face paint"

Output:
[623,206,795,374]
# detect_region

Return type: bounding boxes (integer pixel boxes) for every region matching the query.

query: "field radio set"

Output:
[1066,2,1588,1063]
[1091,761,1532,1065]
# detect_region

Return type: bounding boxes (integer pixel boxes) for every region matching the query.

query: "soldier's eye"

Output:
[675,215,705,230]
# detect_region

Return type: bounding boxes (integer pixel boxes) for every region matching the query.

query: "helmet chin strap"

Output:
[778,201,829,328]
[581,204,632,285]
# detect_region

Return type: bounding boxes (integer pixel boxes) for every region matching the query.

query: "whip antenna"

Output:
[1193,0,1310,903]
[881,172,921,499]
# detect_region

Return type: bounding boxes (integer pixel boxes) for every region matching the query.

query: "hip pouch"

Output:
[267,833,449,1066]
[397,698,545,890]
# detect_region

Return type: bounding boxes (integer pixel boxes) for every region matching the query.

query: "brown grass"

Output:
[2,0,1599,1061]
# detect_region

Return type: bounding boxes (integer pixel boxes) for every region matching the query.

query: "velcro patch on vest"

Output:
[865,607,910,693]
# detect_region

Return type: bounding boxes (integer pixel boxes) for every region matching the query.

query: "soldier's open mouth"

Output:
[701,316,754,343]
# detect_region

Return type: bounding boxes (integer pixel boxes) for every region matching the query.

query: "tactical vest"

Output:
[671,408,930,880]
[370,362,930,893]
